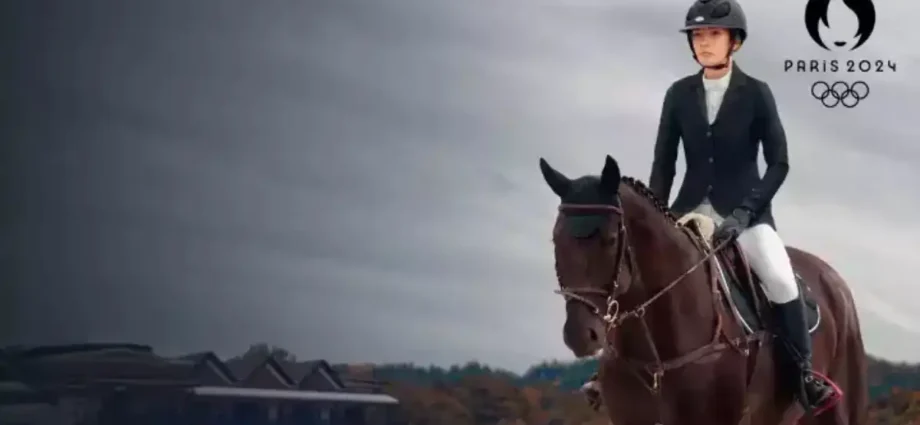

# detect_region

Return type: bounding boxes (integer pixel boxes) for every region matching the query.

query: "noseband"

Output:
[553,202,746,395]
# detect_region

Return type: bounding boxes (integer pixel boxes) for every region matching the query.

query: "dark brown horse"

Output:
[540,155,867,425]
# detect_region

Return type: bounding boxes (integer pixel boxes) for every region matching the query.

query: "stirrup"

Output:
[803,371,843,416]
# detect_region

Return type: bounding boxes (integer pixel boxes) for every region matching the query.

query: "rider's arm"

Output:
[649,84,680,203]
[739,81,790,216]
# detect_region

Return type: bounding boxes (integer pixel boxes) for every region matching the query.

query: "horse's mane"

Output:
[619,176,678,224]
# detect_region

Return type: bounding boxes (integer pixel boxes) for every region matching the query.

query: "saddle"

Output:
[677,213,820,335]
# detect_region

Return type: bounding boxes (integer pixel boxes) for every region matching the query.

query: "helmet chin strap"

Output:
[703,61,729,70]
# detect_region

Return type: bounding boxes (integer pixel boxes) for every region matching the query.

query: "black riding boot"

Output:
[773,295,839,414]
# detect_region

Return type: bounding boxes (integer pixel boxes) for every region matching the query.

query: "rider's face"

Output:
[691,28,736,67]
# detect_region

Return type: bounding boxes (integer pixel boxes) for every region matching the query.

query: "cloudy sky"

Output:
[3,0,918,372]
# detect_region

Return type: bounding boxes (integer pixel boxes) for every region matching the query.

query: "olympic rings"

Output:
[811,80,870,108]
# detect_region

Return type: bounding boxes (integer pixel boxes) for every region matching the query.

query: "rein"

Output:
[553,202,759,397]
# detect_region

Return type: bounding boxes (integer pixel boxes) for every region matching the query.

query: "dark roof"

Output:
[285,360,345,389]
[175,351,236,383]
[332,365,390,393]
[3,343,153,360]
[225,355,295,386]
[341,378,386,394]
[334,366,382,383]
[344,377,387,387]
[4,345,198,389]
[284,360,323,382]
[226,356,262,382]
[176,352,211,363]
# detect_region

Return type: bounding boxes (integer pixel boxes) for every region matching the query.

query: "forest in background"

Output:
[366,356,920,424]
[236,344,920,424]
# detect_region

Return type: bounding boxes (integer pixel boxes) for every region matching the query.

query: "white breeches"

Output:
[690,201,800,304]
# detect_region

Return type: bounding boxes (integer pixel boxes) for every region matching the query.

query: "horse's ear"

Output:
[539,157,571,198]
[600,155,620,195]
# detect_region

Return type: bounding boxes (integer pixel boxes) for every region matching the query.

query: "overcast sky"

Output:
[3,0,918,372]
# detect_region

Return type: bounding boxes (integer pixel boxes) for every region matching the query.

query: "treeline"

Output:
[364,355,920,398]
[868,356,920,399]
[364,359,600,391]
[369,360,920,425]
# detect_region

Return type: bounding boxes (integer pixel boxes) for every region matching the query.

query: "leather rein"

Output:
[553,202,757,395]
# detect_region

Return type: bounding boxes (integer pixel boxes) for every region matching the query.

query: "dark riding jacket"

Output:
[648,63,789,228]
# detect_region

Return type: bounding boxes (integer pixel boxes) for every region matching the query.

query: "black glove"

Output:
[713,208,753,242]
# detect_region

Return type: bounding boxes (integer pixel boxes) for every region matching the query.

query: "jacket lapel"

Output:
[712,62,747,126]
[691,69,708,125]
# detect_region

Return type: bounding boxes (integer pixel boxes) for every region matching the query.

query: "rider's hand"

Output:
[714,208,752,242]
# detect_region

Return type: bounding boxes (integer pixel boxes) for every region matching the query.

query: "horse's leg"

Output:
[842,307,869,425]
[819,267,868,425]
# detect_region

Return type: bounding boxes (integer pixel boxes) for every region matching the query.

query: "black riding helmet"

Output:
[680,0,747,69]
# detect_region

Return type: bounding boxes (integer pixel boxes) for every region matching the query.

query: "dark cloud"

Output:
[3,0,918,371]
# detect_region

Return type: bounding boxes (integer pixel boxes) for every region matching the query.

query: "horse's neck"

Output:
[618,186,715,360]
[620,187,700,280]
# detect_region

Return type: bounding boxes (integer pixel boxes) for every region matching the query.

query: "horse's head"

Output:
[540,155,631,358]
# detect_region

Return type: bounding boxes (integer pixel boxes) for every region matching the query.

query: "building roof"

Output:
[343,377,387,388]
[3,343,154,360]
[284,360,345,390]
[225,356,261,382]
[341,380,386,394]
[175,352,235,384]
[2,344,198,390]
[333,365,389,393]
[283,360,321,383]
[225,355,295,386]
[2,344,404,406]
[176,352,210,363]
[190,385,398,404]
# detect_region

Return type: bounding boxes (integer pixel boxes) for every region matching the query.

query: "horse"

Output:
[539,155,867,425]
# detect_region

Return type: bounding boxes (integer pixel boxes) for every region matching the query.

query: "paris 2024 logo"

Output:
[784,0,898,108]
[805,0,875,51]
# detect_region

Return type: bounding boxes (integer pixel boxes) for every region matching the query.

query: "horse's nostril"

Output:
[589,328,599,342]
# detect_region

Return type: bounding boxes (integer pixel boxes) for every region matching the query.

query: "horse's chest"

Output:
[601,360,750,425]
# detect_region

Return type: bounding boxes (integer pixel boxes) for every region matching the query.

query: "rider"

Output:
[647,0,840,415]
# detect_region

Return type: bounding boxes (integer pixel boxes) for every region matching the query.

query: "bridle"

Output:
[553,203,633,324]
[553,201,755,397]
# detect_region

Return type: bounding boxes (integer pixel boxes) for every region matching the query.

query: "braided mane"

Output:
[619,176,678,224]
